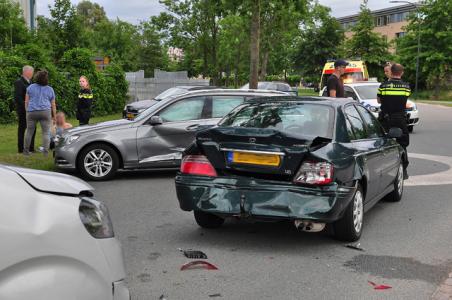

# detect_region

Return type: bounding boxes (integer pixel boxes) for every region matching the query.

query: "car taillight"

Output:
[181,155,217,177]
[293,161,333,185]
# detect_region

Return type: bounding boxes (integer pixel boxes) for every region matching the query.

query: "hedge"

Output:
[0,46,128,124]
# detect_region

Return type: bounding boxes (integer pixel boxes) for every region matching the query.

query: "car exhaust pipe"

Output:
[294,220,325,232]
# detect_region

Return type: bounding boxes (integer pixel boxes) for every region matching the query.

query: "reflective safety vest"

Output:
[377,79,411,114]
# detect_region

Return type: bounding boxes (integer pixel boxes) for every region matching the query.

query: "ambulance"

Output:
[319,60,370,91]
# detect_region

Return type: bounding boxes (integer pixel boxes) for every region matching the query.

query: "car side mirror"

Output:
[149,115,163,126]
[387,127,403,138]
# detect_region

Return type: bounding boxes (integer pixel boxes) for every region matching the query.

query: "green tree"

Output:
[92,19,140,71]
[345,3,391,79]
[76,0,107,27]
[39,0,86,60]
[137,21,169,77]
[396,0,451,97]
[293,5,344,84]
[0,0,30,49]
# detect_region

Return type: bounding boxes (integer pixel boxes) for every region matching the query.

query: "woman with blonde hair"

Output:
[76,75,94,125]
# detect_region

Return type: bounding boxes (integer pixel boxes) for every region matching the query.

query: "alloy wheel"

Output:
[397,164,404,196]
[352,189,364,233]
[84,149,113,178]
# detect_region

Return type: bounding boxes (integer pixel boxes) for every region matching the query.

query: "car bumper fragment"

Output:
[175,174,356,223]
[113,279,130,300]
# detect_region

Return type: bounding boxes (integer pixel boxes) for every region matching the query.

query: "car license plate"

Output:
[228,151,280,166]
[127,113,135,120]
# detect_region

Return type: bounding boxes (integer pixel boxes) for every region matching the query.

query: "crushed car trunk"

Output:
[194,127,330,181]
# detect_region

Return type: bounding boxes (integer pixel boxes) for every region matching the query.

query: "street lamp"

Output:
[389,0,421,96]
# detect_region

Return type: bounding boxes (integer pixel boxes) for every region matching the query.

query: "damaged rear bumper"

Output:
[175,174,357,223]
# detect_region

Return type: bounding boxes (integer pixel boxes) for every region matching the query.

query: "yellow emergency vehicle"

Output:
[319,60,370,90]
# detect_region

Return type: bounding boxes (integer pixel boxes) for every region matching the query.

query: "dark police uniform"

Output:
[14,76,36,152]
[76,88,94,125]
[377,78,411,173]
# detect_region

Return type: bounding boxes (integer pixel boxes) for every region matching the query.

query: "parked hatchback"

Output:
[175,96,405,242]
[0,165,129,300]
[55,89,286,180]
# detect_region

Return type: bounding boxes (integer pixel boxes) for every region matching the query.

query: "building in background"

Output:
[168,47,184,62]
[12,0,37,29]
[337,4,419,43]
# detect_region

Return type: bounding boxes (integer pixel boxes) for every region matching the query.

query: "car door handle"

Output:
[186,124,200,131]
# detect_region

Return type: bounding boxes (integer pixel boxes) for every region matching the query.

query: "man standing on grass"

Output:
[326,60,348,98]
[14,66,36,153]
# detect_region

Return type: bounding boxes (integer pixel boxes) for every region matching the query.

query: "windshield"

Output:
[354,85,379,100]
[155,87,188,101]
[220,102,334,138]
[241,82,277,90]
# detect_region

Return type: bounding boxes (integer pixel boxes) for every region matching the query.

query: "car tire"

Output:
[333,184,364,242]
[194,210,224,229]
[385,163,404,202]
[77,143,119,181]
[408,125,414,133]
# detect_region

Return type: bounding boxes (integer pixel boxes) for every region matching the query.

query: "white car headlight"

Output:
[79,197,114,239]
[368,106,379,113]
[66,135,80,145]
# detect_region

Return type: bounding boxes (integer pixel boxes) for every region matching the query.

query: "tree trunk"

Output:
[434,74,440,99]
[259,49,269,80]
[249,0,260,89]
[202,44,208,79]
[235,50,241,88]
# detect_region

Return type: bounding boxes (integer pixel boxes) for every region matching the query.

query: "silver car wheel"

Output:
[352,189,364,233]
[397,164,404,196]
[84,149,113,178]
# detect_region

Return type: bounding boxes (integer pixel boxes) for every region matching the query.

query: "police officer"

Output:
[377,63,411,179]
[76,76,94,125]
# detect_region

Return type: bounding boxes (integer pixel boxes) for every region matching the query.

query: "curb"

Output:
[432,272,452,300]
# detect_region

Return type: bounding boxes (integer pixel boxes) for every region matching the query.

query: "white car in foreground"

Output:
[0,165,130,300]
[321,82,420,132]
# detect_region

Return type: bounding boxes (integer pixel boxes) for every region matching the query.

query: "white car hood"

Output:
[360,99,380,108]
[3,166,93,195]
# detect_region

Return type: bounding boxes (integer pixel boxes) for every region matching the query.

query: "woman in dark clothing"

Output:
[76,76,94,125]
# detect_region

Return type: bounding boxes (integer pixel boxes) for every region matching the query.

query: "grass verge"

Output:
[0,114,121,171]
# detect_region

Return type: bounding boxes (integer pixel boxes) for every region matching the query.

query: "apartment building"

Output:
[12,0,37,29]
[337,4,419,42]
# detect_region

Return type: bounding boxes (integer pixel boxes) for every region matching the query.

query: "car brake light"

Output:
[181,155,217,177]
[293,161,333,185]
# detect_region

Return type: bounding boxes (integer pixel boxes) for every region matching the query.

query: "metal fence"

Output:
[125,69,210,102]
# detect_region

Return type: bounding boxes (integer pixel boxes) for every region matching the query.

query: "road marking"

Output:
[405,153,452,186]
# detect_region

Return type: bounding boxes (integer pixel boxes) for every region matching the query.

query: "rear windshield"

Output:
[219,102,334,138]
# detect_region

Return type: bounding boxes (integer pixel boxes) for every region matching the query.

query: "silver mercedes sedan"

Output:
[55,89,286,180]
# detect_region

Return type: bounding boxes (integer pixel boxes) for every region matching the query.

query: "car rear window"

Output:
[219,102,334,138]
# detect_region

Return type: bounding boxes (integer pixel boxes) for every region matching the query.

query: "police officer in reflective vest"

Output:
[76,76,94,126]
[377,63,410,179]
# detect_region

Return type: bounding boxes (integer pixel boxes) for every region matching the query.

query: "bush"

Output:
[0,46,128,124]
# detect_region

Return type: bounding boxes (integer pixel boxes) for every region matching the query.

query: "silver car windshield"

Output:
[155,87,188,101]
[354,85,379,100]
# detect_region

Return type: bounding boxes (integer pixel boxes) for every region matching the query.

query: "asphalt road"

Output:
[91,103,452,300]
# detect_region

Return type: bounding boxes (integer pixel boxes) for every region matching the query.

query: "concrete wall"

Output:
[126,69,210,102]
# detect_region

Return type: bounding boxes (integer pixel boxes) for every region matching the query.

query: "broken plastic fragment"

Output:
[209,293,222,298]
[345,243,365,252]
[178,248,208,259]
[368,281,392,290]
[180,260,218,271]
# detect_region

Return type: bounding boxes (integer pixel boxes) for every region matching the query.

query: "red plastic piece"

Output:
[180,260,218,271]
[368,281,392,290]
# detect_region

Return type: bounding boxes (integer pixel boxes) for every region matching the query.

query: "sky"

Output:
[36,0,409,23]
